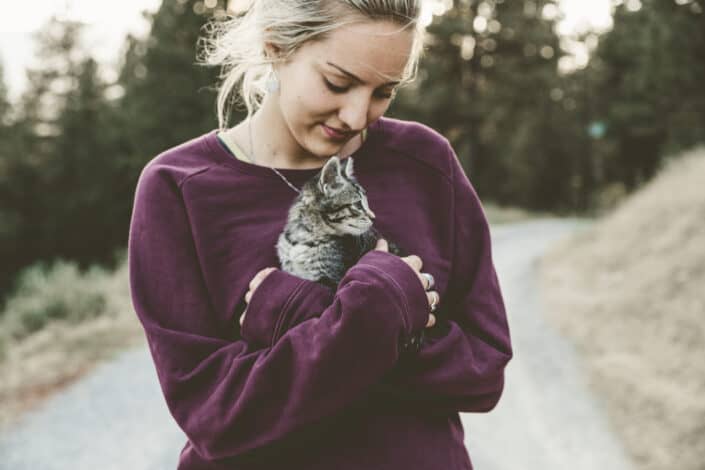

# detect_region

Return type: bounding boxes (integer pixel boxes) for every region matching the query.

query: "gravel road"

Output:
[0,218,635,469]
[462,219,634,470]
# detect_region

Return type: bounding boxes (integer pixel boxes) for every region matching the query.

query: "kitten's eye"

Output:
[343,201,364,211]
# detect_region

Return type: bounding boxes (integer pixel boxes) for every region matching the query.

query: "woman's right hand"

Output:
[374,238,437,329]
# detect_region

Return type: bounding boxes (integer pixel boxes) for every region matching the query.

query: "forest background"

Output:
[0,0,703,343]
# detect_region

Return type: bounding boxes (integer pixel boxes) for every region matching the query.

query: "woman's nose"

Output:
[338,94,370,132]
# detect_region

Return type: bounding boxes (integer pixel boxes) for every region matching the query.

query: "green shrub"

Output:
[0,258,112,343]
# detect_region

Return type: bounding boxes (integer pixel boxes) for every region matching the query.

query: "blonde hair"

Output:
[196,0,425,130]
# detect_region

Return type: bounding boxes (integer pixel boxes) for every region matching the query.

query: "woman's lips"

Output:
[321,124,351,141]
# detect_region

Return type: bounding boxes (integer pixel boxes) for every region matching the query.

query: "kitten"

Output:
[275,155,425,352]
[276,155,403,289]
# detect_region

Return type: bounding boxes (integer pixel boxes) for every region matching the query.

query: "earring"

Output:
[265,73,279,94]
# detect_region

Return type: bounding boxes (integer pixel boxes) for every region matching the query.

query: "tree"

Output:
[117,0,228,168]
[0,17,91,300]
[0,16,134,299]
[589,0,705,190]
[391,0,575,211]
[0,62,11,126]
[43,56,128,264]
[0,61,27,299]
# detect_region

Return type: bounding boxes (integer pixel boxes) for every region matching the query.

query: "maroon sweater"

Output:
[127,116,513,469]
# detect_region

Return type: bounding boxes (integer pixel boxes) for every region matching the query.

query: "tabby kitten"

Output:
[276,155,402,289]
[275,155,425,353]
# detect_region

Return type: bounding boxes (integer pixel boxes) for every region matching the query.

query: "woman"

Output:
[128,1,513,469]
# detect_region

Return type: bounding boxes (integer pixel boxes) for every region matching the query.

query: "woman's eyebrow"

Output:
[325,61,401,86]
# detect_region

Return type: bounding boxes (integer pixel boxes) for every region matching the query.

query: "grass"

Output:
[0,251,146,431]
[538,146,705,470]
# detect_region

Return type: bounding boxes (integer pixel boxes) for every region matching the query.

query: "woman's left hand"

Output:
[240,266,277,326]
[375,238,437,328]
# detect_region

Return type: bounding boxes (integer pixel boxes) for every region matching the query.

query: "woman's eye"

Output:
[324,76,395,99]
[323,78,348,94]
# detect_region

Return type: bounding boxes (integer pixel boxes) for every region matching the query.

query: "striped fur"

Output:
[276,155,402,288]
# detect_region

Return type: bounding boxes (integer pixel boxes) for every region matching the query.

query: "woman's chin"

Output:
[308,139,346,159]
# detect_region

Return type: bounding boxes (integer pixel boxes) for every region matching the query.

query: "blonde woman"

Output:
[128,1,513,468]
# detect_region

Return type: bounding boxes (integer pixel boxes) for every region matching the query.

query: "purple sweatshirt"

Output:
[127,116,513,469]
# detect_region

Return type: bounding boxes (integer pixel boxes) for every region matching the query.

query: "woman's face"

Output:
[271,19,414,158]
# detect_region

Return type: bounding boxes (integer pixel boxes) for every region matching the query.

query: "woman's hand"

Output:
[240,239,439,329]
[240,266,277,327]
[374,238,438,329]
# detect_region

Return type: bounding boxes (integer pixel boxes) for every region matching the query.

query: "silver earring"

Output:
[265,73,279,94]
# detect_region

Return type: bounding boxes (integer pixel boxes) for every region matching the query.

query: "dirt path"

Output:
[0,218,635,469]
[463,218,634,469]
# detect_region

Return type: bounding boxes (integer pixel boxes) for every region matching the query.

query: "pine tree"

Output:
[0,17,91,300]
[0,61,26,298]
[589,0,705,190]
[0,16,129,300]
[0,62,11,126]
[117,0,227,168]
[391,0,572,210]
[45,56,127,264]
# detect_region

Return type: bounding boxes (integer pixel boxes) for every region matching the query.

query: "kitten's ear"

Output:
[344,157,355,178]
[319,156,342,194]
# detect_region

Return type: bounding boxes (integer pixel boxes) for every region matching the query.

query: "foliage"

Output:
[391,0,587,211]
[0,1,227,303]
[0,259,110,348]
[0,0,704,309]
[117,0,229,163]
[585,0,705,190]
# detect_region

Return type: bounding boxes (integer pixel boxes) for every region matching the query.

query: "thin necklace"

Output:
[247,116,314,195]
[246,116,364,195]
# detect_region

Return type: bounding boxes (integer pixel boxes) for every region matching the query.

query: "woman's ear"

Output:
[263,42,282,61]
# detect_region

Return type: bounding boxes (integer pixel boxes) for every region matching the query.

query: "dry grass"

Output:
[538,147,705,470]
[0,260,146,431]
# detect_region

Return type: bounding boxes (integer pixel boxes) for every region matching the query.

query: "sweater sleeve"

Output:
[240,264,423,355]
[373,141,514,414]
[239,269,335,349]
[127,163,431,464]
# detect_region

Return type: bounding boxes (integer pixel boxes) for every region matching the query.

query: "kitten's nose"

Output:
[367,208,375,219]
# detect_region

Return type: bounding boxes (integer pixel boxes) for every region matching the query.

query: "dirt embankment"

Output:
[539,147,705,470]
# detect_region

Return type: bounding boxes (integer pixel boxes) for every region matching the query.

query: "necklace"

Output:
[247,116,319,195]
